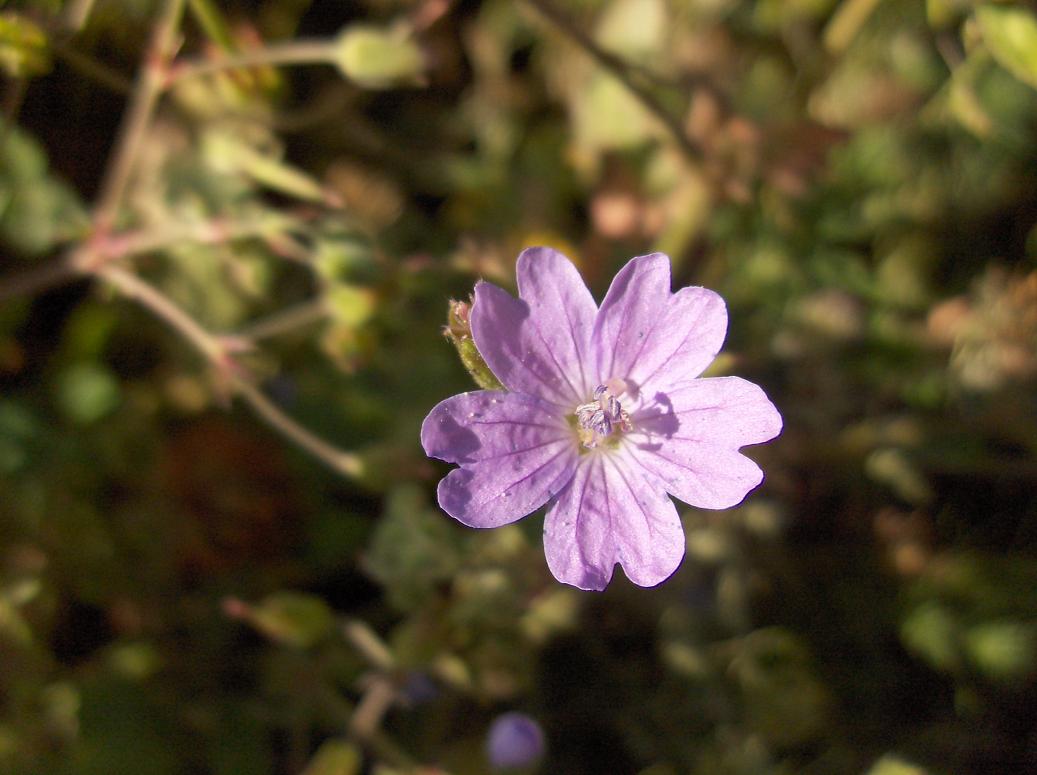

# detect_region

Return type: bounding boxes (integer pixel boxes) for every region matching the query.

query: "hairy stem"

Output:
[52,43,133,93]
[92,0,186,233]
[0,257,83,303]
[236,299,329,342]
[166,40,337,85]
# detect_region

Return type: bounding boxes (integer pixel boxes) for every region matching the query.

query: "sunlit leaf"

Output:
[976,4,1037,90]
[0,13,50,78]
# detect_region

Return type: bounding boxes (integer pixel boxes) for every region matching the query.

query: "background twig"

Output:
[521,0,704,162]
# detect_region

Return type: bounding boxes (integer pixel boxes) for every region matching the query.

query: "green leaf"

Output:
[55,363,121,425]
[900,602,961,672]
[596,0,666,60]
[0,400,38,473]
[333,24,425,89]
[365,485,462,611]
[0,13,50,78]
[248,592,335,649]
[964,621,1037,681]
[976,4,1037,90]
[300,740,360,775]
[573,72,653,151]
[865,755,929,775]
[0,119,88,255]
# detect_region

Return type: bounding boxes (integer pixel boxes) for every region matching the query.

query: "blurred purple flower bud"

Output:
[399,671,438,705]
[486,712,545,771]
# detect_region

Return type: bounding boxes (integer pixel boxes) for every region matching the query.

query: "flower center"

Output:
[574,379,632,449]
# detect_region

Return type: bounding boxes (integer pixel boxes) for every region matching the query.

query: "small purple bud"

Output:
[399,671,438,705]
[486,712,545,770]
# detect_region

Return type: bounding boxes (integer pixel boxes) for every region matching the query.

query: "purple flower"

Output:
[421,248,781,591]
[486,712,545,770]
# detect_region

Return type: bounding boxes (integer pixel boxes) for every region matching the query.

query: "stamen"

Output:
[574,382,632,448]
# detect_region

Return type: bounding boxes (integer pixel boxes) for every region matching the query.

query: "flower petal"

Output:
[591,253,672,385]
[627,377,782,509]
[627,286,728,392]
[516,247,597,398]
[420,391,578,528]
[543,452,685,590]
[467,247,597,406]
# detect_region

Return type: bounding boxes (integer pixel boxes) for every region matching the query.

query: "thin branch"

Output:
[98,264,222,359]
[60,0,98,33]
[52,42,133,94]
[316,687,420,770]
[84,214,298,264]
[92,0,186,233]
[0,256,83,303]
[165,40,336,86]
[235,381,364,478]
[98,265,364,479]
[521,0,704,162]
[341,619,395,672]
[0,214,292,302]
[235,299,328,342]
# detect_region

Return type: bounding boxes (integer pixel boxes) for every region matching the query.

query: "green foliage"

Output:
[0,13,50,78]
[0,121,87,255]
[976,3,1037,90]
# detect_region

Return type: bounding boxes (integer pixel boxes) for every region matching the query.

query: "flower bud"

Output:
[486,712,545,771]
[443,298,504,391]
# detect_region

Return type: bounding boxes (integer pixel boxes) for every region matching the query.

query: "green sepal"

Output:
[443,298,504,391]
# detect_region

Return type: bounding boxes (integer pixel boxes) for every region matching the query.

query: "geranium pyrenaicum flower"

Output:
[420,247,782,591]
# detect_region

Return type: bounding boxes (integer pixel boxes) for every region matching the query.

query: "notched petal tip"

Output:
[543,455,685,591]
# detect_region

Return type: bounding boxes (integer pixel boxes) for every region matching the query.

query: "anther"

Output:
[575,381,632,448]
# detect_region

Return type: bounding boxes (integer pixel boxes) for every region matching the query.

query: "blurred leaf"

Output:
[927,0,968,30]
[596,0,666,60]
[40,683,80,742]
[824,0,883,54]
[333,24,425,89]
[573,72,653,151]
[964,621,1037,681]
[729,628,831,747]
[0,12,50,77]
[976,4,1037,90]
[55,363,121,426]
[300,740,361,775]
[0,597,33,646]
[365,485,462,611]
[0,401,38,473]
[246,592,335,649]
[187,0,238,52]
[865,755,929,775]
[0,120,87,255]
[901,601,961,672]
[74,677,179,775]
[202,128,326,202]
[327,284,376,328]
[106,642,162,680]
[865,448,934,505]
